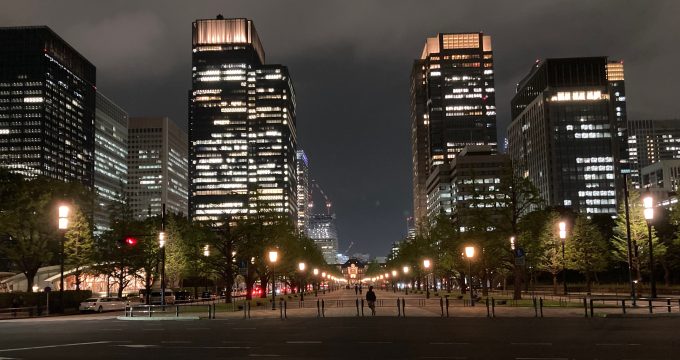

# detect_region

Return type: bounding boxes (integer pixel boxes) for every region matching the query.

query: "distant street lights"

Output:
[465,246,475,307]
[423,259,431,299]
[643,194,657,298]
[391,270,397,292]
[268,250,278,309]
[403,266,410,294]
[57,205,69,312]
[559,221,568,295]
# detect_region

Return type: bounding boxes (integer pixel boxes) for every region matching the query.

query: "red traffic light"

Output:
[124,237,138,246]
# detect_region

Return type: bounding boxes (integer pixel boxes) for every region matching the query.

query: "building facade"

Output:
[307,213,339,265]
[628,119,680,187]
[641,159,680,200]
[507,57,626,215]
[296,150,310,232]
[93,92,128,232]
[188,17,297,224]
[128,117,188,220]
[0,26,95,186]
[411,32,497,223]
[425,145,510,224]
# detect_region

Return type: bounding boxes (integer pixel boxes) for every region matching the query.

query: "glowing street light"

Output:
[298,262,306,271]
[643,193,657,298]
[56,204,70,309]
[268,250,279,263]
[403,266,410,274]
[203,245,210,257]
[57,205,70,230]
[559,221,568,295]
[423,259,432,299]
[159,231,166,248]
[268,250,279,310]
[465,246,475,307]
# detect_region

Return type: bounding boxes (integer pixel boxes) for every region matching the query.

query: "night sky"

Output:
[3,1,680,257]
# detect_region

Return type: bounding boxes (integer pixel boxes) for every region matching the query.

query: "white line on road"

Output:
[0,341,113,352]
[161,341,191,344]
[117,345,158,348]
[511,342,553,346]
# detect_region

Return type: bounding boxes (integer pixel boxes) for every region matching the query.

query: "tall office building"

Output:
[128,117,188,220]
[425,145,510,224]
[307,213,339,265]
[507,57,626,215]
[296,150,310,232]
[628,119,680,187]
[0,26,95,186]
[94,93,128,232]
[189,16,298,224]
[410,32,496,223]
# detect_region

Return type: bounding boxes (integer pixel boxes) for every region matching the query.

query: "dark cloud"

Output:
[3,0,679,256]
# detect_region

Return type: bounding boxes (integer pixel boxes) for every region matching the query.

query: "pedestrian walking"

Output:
[366,286,377,316]
[355,284,358,295]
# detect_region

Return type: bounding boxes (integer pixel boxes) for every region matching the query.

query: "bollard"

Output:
[212,303,216,319]
[589,299,594,318]
[668,299,672,313]
[247,302,251,319]
[284,300,288,319]
[397,298,401,317]
[361,299,365,317]
[539,298,543,318]
[583,298,588,318]
[533,297,538,317]
[622,299,626,314]
[149,306,152,318]
[317,299,321,318]
[244,302,247,319]
[491,298,495,318]
[486,298,490,318]
[321,299,325,317]
[648,300,653,314]
[445,297,449,318]
[356,299,360,317]
[440,297,444,317]
[402,298,406,318]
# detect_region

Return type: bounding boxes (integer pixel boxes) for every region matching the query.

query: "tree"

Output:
[612,188,666,284]
[565,216,609,294]
[64,206,95,290]
[534,212,563,295]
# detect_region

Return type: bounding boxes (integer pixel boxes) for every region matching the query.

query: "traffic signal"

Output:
[124,237,138,246]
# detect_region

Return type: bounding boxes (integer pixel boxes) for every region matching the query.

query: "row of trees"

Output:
[0,171,331,301]
[381,172,680,299]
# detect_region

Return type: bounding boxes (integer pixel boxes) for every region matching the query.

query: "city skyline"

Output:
[2,1,680,256]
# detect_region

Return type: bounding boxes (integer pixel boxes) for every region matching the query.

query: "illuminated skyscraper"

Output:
[189,16,297,223]
[628,119,680,187]
[410,32,496,222]
[128,117,188,219]
[307,213,339,265]
[296,150,310,232]
[94,92,128,232]
[507,57,626,215]
[0,26,95,185]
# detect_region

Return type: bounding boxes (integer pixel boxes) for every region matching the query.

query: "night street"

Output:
[1,315,679,359]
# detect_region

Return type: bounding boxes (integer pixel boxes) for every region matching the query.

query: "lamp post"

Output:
[391,270,397,293]
[269,250,278,310]
[403,266,410,294]
[559,221,568,295]
[643,194,657,298]
[57,205,69,313]
[159,203,166,306]
[298,262,306,301]
[465,246,475,307]
[423,259,431,299]
[313,268,319,296]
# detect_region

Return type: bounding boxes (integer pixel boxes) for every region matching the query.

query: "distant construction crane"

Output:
[309,179,332,215]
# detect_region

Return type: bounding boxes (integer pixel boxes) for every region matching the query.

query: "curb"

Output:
[116,316,199,321]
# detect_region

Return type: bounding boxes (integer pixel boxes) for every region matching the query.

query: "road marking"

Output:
[117,345,158,348]
[0,341,112,352]
[511,342,553,346]
[286,341,322,344]
[161,341,191,344]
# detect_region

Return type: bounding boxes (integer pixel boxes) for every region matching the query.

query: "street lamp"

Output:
[298,262,306,301]
[159,231,166,306]
[391,270,397,292]
[643,194,657,298]
[268,250,279,309]
[57,205,69,311]
[203,245,210,257]
[559,221,568,295]
[465,246,475,307]
[423,259,431,299]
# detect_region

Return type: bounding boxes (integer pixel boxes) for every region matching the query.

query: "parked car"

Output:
[79,297,127,313]
[149,290,175,305]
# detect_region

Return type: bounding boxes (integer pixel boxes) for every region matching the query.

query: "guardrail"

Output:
[0,306,39,319]
[124,303,214,319]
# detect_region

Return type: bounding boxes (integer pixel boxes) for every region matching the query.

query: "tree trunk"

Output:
[24,269,37,292]
[74,268,81,291]
[513,265,522,300]
[259,275,269,299]
[482,269,489,296]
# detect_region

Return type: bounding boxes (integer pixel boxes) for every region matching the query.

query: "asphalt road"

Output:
[0,315,679,359]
